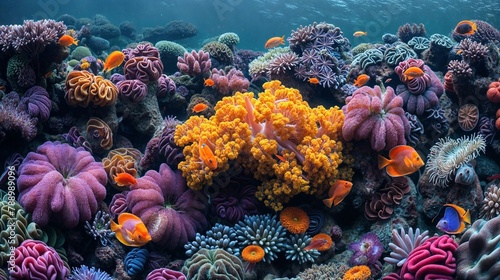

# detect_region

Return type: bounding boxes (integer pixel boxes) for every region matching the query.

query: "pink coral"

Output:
[124,56,164,83]
[177,50,211,76]
[342,85,410,151]
[210,68,249,96]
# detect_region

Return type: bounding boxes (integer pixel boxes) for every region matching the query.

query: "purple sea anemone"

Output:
[211,184,260,223]
[349,232,384,266]
[17,141,107,228]
[126,163,208,251]
[20,85,51,122]
[117,79,148,103]
[157,74,176,98]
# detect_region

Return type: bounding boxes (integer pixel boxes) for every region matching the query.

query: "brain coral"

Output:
[124,56,164,83]
[342,85,410,151]
[181,248,244,280]
[17,141,107,228]
[65,70,118,107]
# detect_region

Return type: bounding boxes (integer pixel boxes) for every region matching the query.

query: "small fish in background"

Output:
[199,138,217,170]
[110,213,152,247]
[308,77,320,85]
[204,78,214,87]
[353,31,368,37]
[353,74,370,87]
[435,204,471,234]
[402,67,425,82]
[323,180,353,208]
[192,103,208,113]
[113,172,137,187]
[454,20,477,35]
[103,50,125,73]
[378,145,425,177]
[58,34,78,47]
[384,78,392,84]
[265,35,285,49]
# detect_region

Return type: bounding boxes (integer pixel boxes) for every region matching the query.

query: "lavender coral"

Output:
[210,68,249,96]
[0,92,37,143]
[342,85,410,151]
[383,227,429,267]
[210,183,260,223]
[20,86,51,122]
[176,50,211,76]
[124,56,164,83]
[349,232,384,266]
[116,79,148,103]
[17,141,107,228]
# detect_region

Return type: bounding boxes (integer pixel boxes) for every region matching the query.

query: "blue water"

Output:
[1,0,499,50]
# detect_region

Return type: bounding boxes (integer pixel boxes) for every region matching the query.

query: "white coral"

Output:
[384,227,429,267]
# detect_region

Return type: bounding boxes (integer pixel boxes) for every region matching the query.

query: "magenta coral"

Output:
[9,239,69,280]
[400,235,458,280]
[17,141,107,228]
[176,50,211,76]
[342,85,410,151]
[124,56,164,83]
[146,268,187,280]
[126,163,208,251]
[394,58,443,115]
[117,79,148,102]
[210,68,250,96]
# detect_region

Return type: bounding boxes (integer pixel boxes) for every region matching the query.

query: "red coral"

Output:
[400,235,458,280]
[443,71,455,93]
[487,78,500,103]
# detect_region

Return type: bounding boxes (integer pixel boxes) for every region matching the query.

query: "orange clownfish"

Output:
[435,204,471,235]
[454,20,477,36]
[322,180,353,208]
[103,51,125,73]
[58,34,78,47]
[265,35,285,49]
[113,172,137,187]
[402,67,425,82]
[204,78,214,87]
[199,138,217,170]
[378,145,425,177]
[110,213,151,247]
[192,103,208,113]
[353,31,368,37]
[308,77,320,85]
[353,74,370,87]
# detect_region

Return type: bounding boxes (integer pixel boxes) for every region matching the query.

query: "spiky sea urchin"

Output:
[479,184,500,220]
[383,227,429,267]
[425,134,486,187]
[184,223,239,256]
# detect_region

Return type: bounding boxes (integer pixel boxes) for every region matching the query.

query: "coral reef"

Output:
[181,248,244,280]
[177,50,211,76]
[383,227,429,267]
[184,223,238,257]
[209,68,249,96]
[124,248,149,276]
[117,79,148,103]
[285,233,321,264]
[280,206,310,234]
[84,210,114,246]
[65,70,118,107]
[124,56,164,83]
[210,183,260,223]
[396,23,426,43]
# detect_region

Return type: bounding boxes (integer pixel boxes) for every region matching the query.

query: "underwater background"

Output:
[1,0,500,279]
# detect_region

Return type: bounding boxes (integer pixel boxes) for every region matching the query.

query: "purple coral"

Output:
[349,232,384,266]
[452,20,500,44]
[211,184,260,223]
[342,85,410,151]
[20,85,51,122]
[157,74,176,98]
[176,50,211,76]
[17,141,107,228]
[124,56,164,83]
[10,240,69,280]
[117,79,148,103]
[126,163,208,251]
[147,268,187,280]
[0,92,37,143]
[128,43,160,59]
[394,58,443,115]
[210,68,249,96]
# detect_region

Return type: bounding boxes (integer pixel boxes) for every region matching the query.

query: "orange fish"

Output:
[378,145,425,177]
[103,51,125,73]
[204,78,214,87]
[265,35,285,49]
[353,74,370,87]
[384,78,392,83]
[304,233,333,251]
[58,34,78,47]
[110,213,151,247]
[192,103,208,113]
[353,31,368,37]
[322,180,353,208]
[454,20,477,36]
[308,77,320,84]
[274,153,287,162]
[435,204,471,235]
[199,138,217,170]
[402,67,425,82]
[113,172,137,187]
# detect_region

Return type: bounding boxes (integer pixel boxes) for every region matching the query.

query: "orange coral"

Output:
[496,109,500,130]
[65,70,118,107]
[86,117,113,150]
[102,148,141,189]
[280,206,310,234]
[241,245,265,263]
[343,265,371,280]
[487,79,500,103]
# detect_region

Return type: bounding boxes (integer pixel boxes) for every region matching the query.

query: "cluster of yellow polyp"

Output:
[174,80,350,210]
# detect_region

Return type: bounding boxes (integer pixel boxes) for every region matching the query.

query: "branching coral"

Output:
[17,141,107,228]
[424,134,486,187]
[342,85,410,151]
[65,70,118,107]
[177,50,211,76]
[182,248,244,280]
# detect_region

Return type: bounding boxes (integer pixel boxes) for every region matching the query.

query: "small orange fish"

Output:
[322,180,353,208]
[199,138,217,170]
[384,78,392,83]
[110,213,151,247]
[353,74,370,87]
[435,204,471,235]
[265,35,285,49]
[402,67,425,82]
[274,154,287,162]
[192,103,208,113]
[103,51,125,73]
[113,172,137,187]
[304,233,333,251]
[308,77,320,84]
[456,49,463,55]
[204,78,214,87]
[353,31,368,37]
[454,20,477,36]
[58,34,78,47]
[378,145,425,177]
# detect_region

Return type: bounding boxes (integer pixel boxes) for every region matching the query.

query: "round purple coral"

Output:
[20,85,51,122]
[126,163,208,251]
[124,56,164,83]
[117,79,148,103]
[349,232,384,266]
[342,85,410,151]
[211,184,260,223]
[17,141,107,228]
[157,74,176,98]
[10,239,69,280]
[395,58,443,115]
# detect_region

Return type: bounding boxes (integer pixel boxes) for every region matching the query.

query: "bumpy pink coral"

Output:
[342,85,410,151]
[176,50,211,76]
[210,68,249,96]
